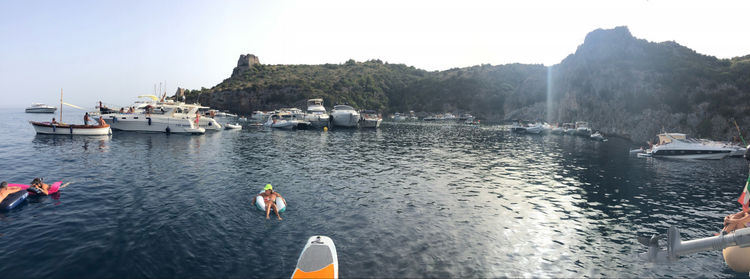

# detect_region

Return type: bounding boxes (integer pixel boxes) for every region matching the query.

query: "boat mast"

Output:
[60,88,63,122]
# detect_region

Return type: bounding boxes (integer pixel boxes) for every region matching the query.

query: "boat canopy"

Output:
[138,95,159,101]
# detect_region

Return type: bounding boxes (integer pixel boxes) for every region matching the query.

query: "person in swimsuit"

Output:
[252,184,286,220]
[29,178,50,195]
[0,181,23,204]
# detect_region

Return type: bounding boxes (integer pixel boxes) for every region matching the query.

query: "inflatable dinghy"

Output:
[255,190,286,212]
[224,123,242,129]
[0,191,29,211]
[291,235,338,279]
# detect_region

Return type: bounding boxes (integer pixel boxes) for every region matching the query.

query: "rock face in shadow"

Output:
[184,27,750,143]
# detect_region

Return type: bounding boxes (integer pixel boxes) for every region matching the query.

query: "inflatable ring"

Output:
[255,190,286,212]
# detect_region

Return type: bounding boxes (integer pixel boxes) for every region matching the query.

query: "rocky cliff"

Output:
[183,27,750,143]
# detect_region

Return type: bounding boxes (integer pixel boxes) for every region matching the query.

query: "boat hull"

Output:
[104,115,205,134]
[25,108,56,113]
[305,114,331,128]
[360,119,381,128]
[525,126,542,134]
[330,111,359,128]
[197,118,222,131]
[651,150,730,160]
[30,121,112,135]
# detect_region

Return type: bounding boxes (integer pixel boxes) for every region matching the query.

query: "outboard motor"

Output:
[745,145,750,161]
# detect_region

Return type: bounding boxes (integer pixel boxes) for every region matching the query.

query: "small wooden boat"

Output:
[29,88,112,135]
[30,121,112,135]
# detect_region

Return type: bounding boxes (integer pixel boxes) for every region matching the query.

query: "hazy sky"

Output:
[1,0,748,108]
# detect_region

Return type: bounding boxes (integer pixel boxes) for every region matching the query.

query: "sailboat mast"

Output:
[60,88,63,122]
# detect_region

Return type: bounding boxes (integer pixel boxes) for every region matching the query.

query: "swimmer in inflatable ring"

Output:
[252,184,286,220]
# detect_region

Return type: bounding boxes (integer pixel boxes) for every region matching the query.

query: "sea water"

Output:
[0,110,747,278]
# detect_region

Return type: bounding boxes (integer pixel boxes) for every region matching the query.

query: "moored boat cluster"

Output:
[510,121,607,141]
[27,97,385,135]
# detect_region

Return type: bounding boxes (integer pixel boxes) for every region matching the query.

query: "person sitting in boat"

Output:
[119,107,125,113]
[29,178,50,195]
[84,112,91,125]
[252,184,286,220]
[0,181,23,204]
[98,116,105,126]
[51,117,57,124]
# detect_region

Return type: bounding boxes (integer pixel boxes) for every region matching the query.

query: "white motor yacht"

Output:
[524,123,543,134]
[510,122,526,133]
[25,103,57,113]
[263,110,311,130]
[650,133,732,160]
[575,121,592,136]
[359,110,382,128]
[392,113,407,121]
[304,99,330,128]
[330,105,359,128]
[104,105,205,134]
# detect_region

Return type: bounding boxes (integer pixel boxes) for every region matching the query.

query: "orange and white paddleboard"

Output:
[291,235,338,279]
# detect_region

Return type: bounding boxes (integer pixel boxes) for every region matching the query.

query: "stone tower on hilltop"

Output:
[232,54,260,77]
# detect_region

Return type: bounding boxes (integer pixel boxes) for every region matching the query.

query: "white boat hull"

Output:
[652,152,730,160]
[525,126,542,134]
[25,107,57,113]
[305,114,330,128]
[30,121,112,135]
[330,112,359,128]
[198,118,222,131]
[576,128,592,136]
[104,115,205,134]
[360,119,382,128]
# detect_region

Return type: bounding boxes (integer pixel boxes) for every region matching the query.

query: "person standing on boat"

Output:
[84,112,91,125]
[0,181,23,204]
[51,118,57,124]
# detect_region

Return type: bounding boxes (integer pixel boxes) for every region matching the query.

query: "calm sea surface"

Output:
[0,110,748,278]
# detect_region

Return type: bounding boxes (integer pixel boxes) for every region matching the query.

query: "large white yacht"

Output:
[650,133,732,160]
[304,99,330,128]
[103,104,205,134]
[330,105,359,128]
[25,103,57,113]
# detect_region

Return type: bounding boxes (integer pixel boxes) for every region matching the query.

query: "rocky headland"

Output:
[181,26,750,143]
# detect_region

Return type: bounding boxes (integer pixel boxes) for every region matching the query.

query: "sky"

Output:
[1,0,748,108]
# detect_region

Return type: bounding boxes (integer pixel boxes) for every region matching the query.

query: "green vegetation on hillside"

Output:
[185,26,750,142]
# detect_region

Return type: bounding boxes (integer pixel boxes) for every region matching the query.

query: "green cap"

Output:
[264,184,273,190]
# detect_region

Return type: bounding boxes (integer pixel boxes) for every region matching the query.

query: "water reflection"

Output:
[1,118,748,278]
[32,134,111,152]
